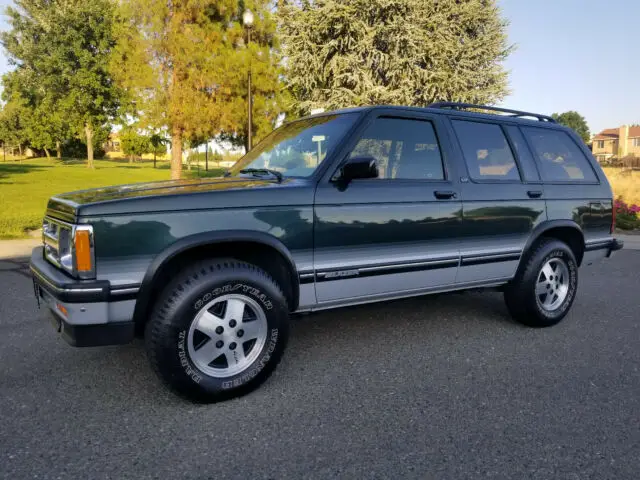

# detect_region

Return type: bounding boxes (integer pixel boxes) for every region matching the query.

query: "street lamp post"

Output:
[243,9,254,152]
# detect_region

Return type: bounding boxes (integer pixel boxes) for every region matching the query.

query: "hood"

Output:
[46,176,313,220]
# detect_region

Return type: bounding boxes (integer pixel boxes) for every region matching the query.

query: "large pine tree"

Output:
[278,0,513,114]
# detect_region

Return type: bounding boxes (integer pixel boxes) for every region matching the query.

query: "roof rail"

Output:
[428,102,556,123]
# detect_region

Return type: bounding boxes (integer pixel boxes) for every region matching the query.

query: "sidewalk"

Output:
[618,233,640,250]
[0,238,40,260]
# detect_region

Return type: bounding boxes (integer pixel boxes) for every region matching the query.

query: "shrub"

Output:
[61,138,106,159]
[186,150,235,165]
[614,197,640,230]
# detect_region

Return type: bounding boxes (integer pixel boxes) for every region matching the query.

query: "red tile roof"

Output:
[593,128,619,140]
[594,126,640,140]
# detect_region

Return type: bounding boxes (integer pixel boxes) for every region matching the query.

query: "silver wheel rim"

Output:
[535,257,570,311]
[187,294,268,378]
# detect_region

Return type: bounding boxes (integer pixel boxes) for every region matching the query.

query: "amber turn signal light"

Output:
[75,229,92,272]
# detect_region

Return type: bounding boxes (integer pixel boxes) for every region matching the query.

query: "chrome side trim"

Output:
[460,252,521,266]
[31,267,103,295]
[585,237,614,246]
[356,257,459,272]
[300,250,523,286]
[297,277,512,313]
[109,287,140,296]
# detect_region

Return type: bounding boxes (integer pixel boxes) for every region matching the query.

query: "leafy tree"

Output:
[111,0,283,179]
[278,0,513,114]
[0,97,31,157]
[1,0,122,167]
[1,67,71,159]
[149,133,168,168]
[120,129,150,163]
[26,102,69,159]
[551,111,590,143]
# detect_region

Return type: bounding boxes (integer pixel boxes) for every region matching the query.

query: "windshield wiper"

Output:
[239,168,283,183]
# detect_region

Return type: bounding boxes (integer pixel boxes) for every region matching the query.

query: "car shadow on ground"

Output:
[61,289,517,406]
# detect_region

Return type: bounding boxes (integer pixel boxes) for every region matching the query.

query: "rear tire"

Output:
[504,238,578,328]
[145,258,289,403]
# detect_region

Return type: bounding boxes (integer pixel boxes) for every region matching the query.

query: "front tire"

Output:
[145,259,290,403]
[504,238,578,328]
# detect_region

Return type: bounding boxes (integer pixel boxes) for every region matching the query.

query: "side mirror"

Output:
[340,156,379,182]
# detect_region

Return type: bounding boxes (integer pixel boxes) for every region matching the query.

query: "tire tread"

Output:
[145,258,287,402]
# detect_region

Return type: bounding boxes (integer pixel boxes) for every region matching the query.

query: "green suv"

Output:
[30,103,623,402]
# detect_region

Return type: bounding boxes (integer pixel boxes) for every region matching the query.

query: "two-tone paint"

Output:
[40,106,618,327]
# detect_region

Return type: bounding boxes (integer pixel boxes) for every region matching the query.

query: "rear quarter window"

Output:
[522,127,597,182]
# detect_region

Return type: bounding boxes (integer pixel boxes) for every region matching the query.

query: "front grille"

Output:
[43,217,73,271]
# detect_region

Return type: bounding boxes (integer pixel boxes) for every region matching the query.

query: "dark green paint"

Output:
[42,105,615,278]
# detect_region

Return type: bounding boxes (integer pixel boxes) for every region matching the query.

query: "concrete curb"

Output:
[617,234,640,250]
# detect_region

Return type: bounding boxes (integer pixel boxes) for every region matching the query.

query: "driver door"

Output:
[313,111,462,305]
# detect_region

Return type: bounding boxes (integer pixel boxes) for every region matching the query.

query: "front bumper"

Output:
[30,247,136,347]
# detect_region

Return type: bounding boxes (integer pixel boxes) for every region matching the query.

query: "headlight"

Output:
[43,217,95,279]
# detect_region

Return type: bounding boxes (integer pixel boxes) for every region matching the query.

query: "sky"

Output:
[498,0,639,133]
[0,0,637,135]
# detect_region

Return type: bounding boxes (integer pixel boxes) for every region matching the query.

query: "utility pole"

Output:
[243,9,254,152]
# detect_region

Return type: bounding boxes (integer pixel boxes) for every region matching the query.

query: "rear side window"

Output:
[452,120,520,181]
[522,127,597,182]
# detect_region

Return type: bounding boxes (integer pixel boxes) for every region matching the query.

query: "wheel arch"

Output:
[132,230,300,331]
[520,220,585,270]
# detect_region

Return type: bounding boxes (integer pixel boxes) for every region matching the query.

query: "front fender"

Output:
[133,230,300,324]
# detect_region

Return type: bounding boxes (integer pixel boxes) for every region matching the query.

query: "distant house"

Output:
[592,125,640,162]
[104,132,122,155]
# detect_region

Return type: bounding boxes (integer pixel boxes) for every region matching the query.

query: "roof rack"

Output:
[428,102,556,123]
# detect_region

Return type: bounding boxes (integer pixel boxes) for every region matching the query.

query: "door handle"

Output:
[434,190,457,200]
[527,190,543,198]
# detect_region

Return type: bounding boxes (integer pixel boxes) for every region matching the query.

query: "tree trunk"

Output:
[171,128,183,180]
[129,155,133,164]
[56,141,61,159]
[44,148,51,160]
[18,144,22,161]
[85,123,94,168]
[154,153,157,169]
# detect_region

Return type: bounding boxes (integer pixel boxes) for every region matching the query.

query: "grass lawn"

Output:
[0,158,224,239]
[1,158,638,239]
[602,167,640,206]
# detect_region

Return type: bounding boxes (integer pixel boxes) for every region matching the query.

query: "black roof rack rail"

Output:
[428,102,556,123]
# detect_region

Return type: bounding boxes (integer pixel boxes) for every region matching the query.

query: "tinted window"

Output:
[349,118,445,180]
[233,113,358,178]
[522,127,597,182]
[452,120,520,181]
[504,125,540,182]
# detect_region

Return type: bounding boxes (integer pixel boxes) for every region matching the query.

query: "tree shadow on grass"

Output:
[104,165,156,170]
[0,163,51,181]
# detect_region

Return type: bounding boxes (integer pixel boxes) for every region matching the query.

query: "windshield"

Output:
[231,113,359,178]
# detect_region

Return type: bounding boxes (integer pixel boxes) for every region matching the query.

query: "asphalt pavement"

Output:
[1,252,639,479]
